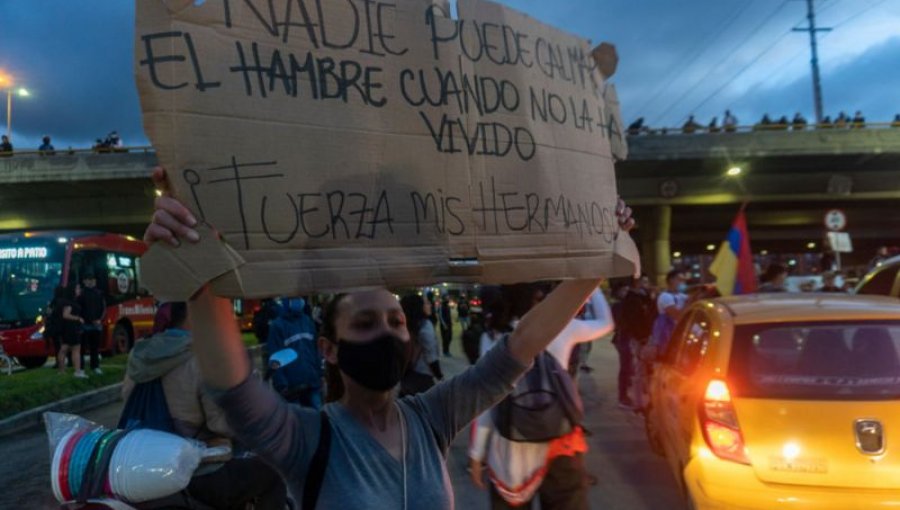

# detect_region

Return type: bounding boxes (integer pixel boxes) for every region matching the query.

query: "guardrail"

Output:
[628,121,900,137]
[0,146,155,158]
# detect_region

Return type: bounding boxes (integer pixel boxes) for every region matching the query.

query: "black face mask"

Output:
[337,333,409,392]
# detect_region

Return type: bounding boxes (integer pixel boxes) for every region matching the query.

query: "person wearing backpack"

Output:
[121,302,287,509]
[469,286,613,509]
[267,297,323,409]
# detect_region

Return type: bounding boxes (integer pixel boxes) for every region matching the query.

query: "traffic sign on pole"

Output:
[824,209,847,232]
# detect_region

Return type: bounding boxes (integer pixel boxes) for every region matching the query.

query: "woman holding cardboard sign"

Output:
[145,167,634,509]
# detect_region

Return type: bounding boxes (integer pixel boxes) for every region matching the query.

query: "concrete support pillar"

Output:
[653,205,672,286]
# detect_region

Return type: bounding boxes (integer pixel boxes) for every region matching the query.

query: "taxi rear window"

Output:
[730,322,900,400]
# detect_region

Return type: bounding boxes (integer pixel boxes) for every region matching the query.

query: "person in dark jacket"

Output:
[266,297,323,409]
[610,282,632,408]
[621,275,657,411]
[253,298,281,345]
[77,271,106,374]
[39,136,56,155]
[46,286,67,367]
[57,285,86,377]
[438,296,453,356]
[0,135,12,156]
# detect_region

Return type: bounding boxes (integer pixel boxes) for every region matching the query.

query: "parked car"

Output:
[645,293,900,509]
[855,255,900,298]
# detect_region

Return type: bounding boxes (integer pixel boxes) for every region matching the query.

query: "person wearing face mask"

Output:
[649,270,688,355]
[143,167,636,510]
[266,296,323,409]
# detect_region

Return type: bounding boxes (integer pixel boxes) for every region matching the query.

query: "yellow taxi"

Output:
[644,294,900,509]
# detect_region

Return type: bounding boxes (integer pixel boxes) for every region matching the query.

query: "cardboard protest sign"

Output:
[135,0,639,300]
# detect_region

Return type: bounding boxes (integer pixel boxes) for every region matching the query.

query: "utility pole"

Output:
[793,0,832,124]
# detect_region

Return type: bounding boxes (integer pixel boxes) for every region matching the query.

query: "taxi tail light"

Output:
[700,379,750,465]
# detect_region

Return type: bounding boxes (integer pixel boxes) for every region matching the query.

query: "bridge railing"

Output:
[0,145,155,158]
[628,121,900,137]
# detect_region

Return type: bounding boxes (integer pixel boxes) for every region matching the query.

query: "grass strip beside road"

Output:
[0,335,259,421]
[0,355,127,420]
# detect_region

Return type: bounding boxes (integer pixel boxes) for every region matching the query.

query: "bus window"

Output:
[105,253,138,304]
[0,250,63,327]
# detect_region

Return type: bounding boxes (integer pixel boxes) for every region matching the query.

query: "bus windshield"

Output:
[0,243,64,328]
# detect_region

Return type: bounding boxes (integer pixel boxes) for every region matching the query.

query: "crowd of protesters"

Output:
[628,110,900,135]
[0,130,127,157]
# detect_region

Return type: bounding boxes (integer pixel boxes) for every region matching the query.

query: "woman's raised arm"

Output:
[143,167,248,390]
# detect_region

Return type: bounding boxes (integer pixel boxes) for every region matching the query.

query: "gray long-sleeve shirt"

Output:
[216,339,528,509]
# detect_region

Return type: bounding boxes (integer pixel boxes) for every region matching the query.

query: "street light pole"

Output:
[6,89,12,138]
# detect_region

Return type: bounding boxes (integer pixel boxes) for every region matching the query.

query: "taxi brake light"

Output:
[700,379,750,465]
[705,380,731,402]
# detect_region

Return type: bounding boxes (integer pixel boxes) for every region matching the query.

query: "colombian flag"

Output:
[709,209,757,296]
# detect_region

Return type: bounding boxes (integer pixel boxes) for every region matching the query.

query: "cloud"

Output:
[1,0,896,147]
[716,36,900,126]
[0,2,142,149]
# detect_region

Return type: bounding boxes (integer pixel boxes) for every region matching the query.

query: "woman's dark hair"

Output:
[321,294,347,403]
[65,285,78,301]
[53,285,66,301]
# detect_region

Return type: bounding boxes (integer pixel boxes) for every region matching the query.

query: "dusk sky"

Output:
[1,0,898,149]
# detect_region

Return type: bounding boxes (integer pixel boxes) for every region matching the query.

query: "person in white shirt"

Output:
[469,287,614,509]
[651,270,688,351]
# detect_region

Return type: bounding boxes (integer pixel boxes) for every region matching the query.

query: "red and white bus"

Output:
[0,231,156,368]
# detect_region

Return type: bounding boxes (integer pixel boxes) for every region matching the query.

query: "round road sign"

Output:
[824,209,847,232]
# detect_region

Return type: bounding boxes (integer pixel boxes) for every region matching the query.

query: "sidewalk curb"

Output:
[0,345,263,438]
[0,383,123,438]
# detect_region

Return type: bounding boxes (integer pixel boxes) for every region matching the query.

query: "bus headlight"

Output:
[30,327,44,341]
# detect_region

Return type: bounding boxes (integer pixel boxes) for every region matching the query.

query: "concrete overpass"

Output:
[0,149,157,236]
[2,127,899,280]
[617,127,900,280]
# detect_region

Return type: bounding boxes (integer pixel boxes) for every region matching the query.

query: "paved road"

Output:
[445,340,686,510]
[0,339,685,509]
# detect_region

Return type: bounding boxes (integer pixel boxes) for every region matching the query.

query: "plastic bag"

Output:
[44,412,208,504]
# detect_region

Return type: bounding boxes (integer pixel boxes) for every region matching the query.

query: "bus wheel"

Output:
[113,323,132,355]
[17,356,48,369]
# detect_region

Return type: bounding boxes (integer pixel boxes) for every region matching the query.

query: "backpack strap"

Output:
[303,411,332,510]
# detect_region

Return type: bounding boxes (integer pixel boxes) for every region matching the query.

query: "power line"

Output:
[652,0,792,125]
[633,1,756,119]
[697,0,890,120]
[725,45,810,111]
[685,29,794,118]
[831,0,890,28]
